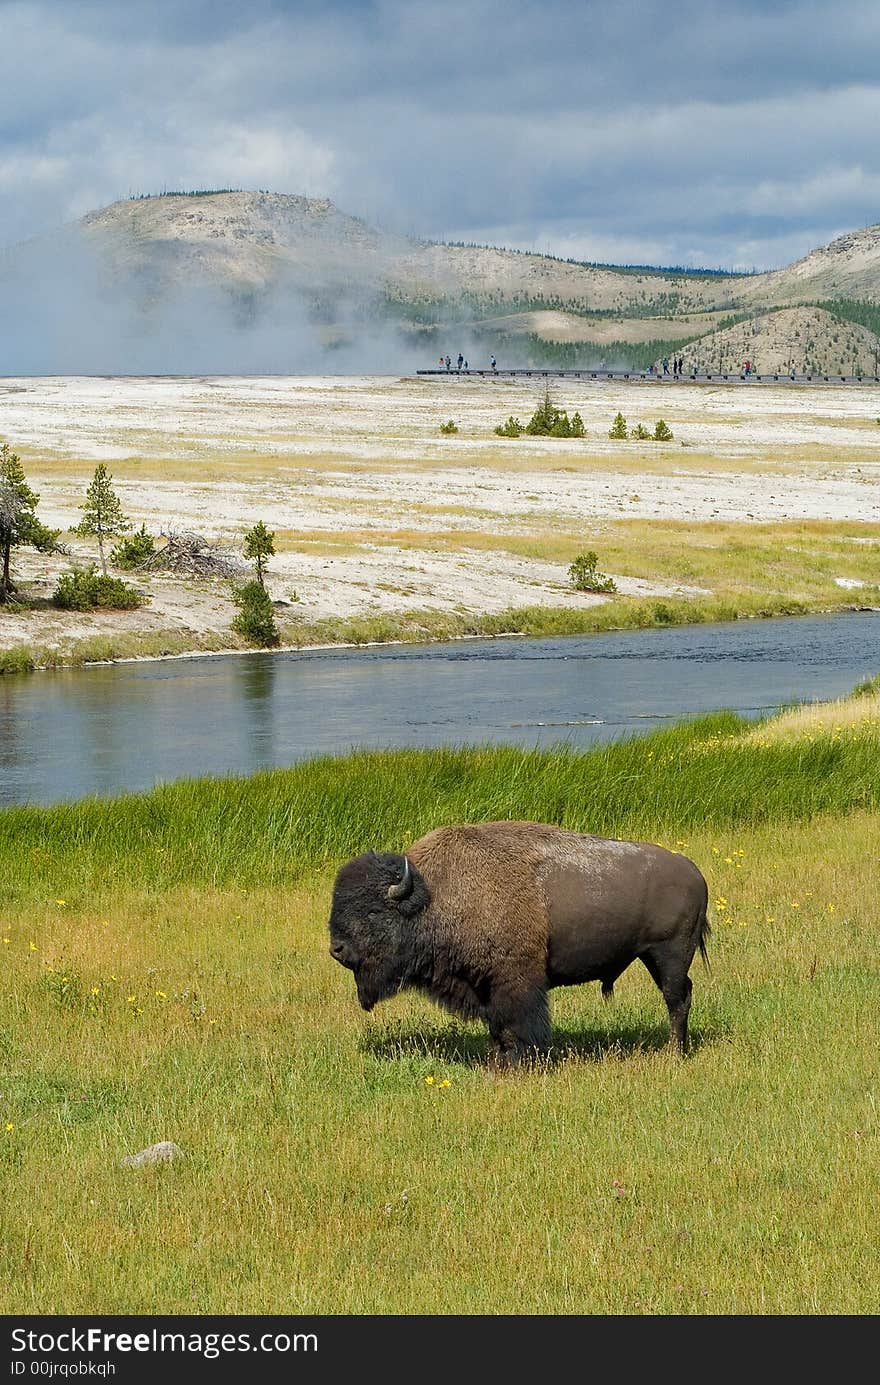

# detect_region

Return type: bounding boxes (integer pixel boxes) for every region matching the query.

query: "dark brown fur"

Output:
[328,821,709,1065]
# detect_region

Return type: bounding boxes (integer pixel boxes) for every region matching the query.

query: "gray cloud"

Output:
[2,0,880,270]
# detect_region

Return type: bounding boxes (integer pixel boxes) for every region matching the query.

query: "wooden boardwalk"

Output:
[416,368,880,385]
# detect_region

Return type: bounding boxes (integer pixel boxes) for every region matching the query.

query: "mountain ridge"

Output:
[4,191,880,371]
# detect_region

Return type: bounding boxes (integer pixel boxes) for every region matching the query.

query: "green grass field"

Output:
[2,705,879,1313]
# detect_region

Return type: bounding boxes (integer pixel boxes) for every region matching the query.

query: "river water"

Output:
[1,612,878,807]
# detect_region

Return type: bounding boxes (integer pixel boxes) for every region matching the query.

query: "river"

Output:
[1,612,878,807]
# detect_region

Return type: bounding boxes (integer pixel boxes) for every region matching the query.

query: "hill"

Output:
[742,223,880,304]
[658,305,880,377]
[3,190,880,371]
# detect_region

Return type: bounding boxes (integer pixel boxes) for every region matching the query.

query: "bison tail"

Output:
[697,909,711,968]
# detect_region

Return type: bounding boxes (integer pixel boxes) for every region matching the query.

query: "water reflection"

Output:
[234,654,277,765]
[1,612,878,807]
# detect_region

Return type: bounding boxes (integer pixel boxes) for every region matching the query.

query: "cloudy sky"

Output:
[3,0,880,269]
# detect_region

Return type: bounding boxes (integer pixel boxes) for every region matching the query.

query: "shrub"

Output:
[630,423,652,439]
[568,551,618,594]
[231,580,280,647]
[495,416,524,437]
[53,567,142,611]
[608,412,628,439]
[439,420,459,435]
[653,419,674,441]
[110,523,156,569]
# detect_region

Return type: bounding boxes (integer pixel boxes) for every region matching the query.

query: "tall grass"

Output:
[2,710,878,904]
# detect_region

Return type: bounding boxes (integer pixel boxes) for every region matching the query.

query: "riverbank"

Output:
[2,374,880,673]
[2,698,879,1312]
[3,591,879,676]
[3,523,880,674]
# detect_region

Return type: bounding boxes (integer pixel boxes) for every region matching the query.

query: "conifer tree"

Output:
[0,443,60,603]
[74,464,130,575]
[243,520,276,589]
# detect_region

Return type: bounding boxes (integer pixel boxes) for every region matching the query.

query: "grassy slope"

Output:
[2,708,880,1313]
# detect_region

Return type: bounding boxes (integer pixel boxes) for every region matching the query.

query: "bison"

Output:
[328,821,710,1065]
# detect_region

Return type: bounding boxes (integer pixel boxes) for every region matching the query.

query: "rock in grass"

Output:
[122,1141,183,1168]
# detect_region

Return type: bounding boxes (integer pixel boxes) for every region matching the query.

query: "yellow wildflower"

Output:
[424,1076,435,1086]
[55,899,66,907]
[4,1122,13,1133]
[90,986,100,997]
[155,990,167,1001]
[439,1079,451,1089]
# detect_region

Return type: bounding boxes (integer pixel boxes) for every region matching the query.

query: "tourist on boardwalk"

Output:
[457,353,464,370]
[490,354,497,370]
[445,355,451,371]
[662,357,670,375]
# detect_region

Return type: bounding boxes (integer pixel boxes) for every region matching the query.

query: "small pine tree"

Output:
[525,387,560,436]
[494,416,524,437]
[243,520,276,588]
[630,423,652,439]
[74,464,130,575]
[0,443,60,602]
[550,411,572,438]
[439,419,459,435]
[570,411,585,437]
[111,523,155,569]
[609,412,628,439]
[653,420,674,441]
[231,580,281,647]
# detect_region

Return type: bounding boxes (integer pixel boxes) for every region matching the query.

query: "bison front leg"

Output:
[486,983,550,1068]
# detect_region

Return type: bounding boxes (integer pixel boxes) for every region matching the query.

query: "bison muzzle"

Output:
[328,821,709,1064]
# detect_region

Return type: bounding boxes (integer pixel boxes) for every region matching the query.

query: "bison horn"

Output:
[387,856,413,901]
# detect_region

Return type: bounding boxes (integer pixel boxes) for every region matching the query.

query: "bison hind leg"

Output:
[640,947,693,1054]
[601,980,615,1003]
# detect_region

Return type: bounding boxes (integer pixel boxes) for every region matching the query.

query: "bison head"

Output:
[328,851,432,1011]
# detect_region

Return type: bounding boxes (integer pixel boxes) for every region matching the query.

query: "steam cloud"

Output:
[0,230,437,376]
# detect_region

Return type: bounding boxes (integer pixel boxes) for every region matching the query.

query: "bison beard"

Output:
[327,823,710,1066]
